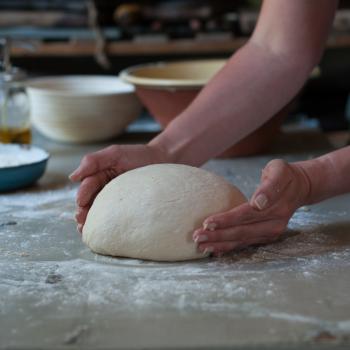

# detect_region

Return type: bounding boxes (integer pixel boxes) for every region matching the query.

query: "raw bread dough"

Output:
[82,164,246,261]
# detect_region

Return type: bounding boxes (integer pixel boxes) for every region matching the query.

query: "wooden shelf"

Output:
[10,34,350,58]
[11,37,246,57]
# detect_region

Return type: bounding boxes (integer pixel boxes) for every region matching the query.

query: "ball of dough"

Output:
[82,164,246,261]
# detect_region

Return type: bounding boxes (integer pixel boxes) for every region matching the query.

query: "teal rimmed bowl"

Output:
[0,144,49,192]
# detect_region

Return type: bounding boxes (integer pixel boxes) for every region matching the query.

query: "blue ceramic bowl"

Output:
[0,144,49,192]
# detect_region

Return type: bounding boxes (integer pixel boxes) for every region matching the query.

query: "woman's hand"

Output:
[70,144,167,232]
[193,159,312,256]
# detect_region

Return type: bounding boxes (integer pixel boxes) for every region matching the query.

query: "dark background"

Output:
[1,0,350,131]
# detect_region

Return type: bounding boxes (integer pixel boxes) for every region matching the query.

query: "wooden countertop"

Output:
[1,129,350,349]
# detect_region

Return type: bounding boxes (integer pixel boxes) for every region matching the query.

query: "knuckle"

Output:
[265,158,282,170]
[211,215,228,229]
[261,160,294,194]
[217,215,229,228]
[83,153,95,165]
[106,145,119,153]
[264,159,289,175]
[83,176,95,188]
[273,158,288,167]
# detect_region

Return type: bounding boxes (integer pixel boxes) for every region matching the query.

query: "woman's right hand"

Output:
[69,144,168,232]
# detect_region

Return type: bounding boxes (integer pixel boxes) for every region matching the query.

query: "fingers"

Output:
[194,224,252,243]
[194,220,285,255]
[193,159,297,256]
[201,160,295,230]
[198,235,278,256]
[203,203,262,230]
[250,159,293,210]
[198,241,241,256]
[76,172,110,207]
[71,146,123,233]
[194,219,284,244]
[75,205,89,229]
[74,171,111,231]
[70,145,120,181]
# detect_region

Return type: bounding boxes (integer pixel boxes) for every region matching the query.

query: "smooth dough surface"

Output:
[82,164,247,261]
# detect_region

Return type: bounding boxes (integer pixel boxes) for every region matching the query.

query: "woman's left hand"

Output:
[193,159,311,256]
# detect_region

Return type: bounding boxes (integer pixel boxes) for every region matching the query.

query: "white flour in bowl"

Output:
[0,144,49,168]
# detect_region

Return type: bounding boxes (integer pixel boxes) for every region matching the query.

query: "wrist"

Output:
[293,156,332,205]
[292,162,313,206]
[148,132,199,166]
[147,136,177,164]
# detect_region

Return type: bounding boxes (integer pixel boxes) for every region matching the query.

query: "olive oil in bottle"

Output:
[0,126,31,144]
[0,38,30,144]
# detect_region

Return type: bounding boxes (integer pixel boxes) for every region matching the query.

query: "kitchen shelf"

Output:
[10,37,246,57]
[11,34,350,58]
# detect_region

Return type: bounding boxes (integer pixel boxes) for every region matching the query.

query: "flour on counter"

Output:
[1,156,350,347]
[0,185,76,205]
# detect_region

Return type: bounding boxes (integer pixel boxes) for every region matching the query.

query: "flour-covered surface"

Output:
[0,132,350,349]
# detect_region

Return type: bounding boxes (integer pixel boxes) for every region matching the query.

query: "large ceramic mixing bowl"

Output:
[27,76,142,143]
[120,59,288,157]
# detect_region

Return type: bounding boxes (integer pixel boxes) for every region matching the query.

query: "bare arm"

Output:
[149,0,338,166]
[71,0,340,234]
[193,146,350,256]
[297,146,350,204]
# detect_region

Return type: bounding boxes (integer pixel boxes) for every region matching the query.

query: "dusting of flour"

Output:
[1,162,350,346]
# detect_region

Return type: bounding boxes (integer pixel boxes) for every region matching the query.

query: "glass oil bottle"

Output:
[0,38,31,144]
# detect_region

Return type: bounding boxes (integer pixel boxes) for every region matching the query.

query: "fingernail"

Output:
[194,235,208,243]
[75,208,83,222]
[69,171,80,181]
[254,193,268,210]
[203,222,217,231]
[193,228,201,235]
[203,247,214,255]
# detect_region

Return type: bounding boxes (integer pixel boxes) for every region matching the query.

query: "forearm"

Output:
[150,41,316,166]
[296,146,350,204]
[148,0,336,166]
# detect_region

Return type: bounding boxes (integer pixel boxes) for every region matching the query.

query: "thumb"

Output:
[250,159,292,210]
